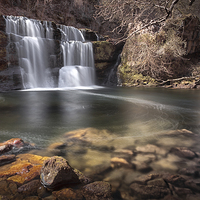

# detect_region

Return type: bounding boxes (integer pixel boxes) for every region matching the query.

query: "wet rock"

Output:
[47,142,66,156]
[112,149,134,161]
[147,178,168,188]
[82,181,112,200]
[52,188,83,200]
[40,156,80,189]
[130,183,170,199]
[133,153,156,164]
[0,155,16,166]
[162,174,186,188]
[0,138,35,155]
[64,128,114,151]
[17,179,41,196]
[0,154,48,185]
[133,173,161,185]
[0,180,17,195]
[131,160,152,173]
[164,129,196,137]
[37,185,50,198]
[73,168,92,185]
[170,147,197,159]
[0,144,12,155]
[136,144,167,156]
[110,157,133,169]
[178,167,200,178]
[184,180,200,192]
[173,186,193,197]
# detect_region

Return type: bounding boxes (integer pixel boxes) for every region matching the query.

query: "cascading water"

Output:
[5,16,95,89]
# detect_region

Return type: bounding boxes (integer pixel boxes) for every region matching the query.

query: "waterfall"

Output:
[5,16,95,89]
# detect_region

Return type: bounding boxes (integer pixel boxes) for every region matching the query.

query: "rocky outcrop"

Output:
[93,41,123,85]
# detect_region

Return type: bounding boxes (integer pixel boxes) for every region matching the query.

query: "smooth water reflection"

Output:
[0,87,200,148]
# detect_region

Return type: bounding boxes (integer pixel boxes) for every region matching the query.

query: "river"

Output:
[0,87,200,197]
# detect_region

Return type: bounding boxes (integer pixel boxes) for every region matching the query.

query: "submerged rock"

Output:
[170,147,197,159]
[40,156,80,189]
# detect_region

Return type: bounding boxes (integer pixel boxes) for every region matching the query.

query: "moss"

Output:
[92,41,115,61]
[118,62,156,87]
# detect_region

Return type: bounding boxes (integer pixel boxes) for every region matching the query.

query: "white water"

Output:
[5,16,95,89]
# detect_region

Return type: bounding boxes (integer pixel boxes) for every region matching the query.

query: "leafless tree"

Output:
[94,0,197,41]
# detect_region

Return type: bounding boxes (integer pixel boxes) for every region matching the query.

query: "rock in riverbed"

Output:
[40,156,80,189]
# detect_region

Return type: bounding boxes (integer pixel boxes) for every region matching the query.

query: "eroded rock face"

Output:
[40,156,80,189]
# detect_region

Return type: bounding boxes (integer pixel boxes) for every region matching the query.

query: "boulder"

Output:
[82,181,112,200]
[40,156,80,189]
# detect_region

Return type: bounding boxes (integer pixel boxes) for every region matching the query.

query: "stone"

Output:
[52,188,83,200]
[0,138,35,155]
[17,179,41,196]
[131,160,152,173]
[37,185,50,198]
[178,167,200,178]
[162,174,186,188]
[133,173,161,185]
[47,142,66,156]
[110,157,133,169]
[147,178,168,188]
[170,147,197,159]
[82,181,112,200]
[63,128,114,152]
[0,154,48,185]
[173,186,193,197]
[136,144,167,156]
[130,183,170,199]
[184,180,200,192]
[73,168,92,185]
[0,155,16,166]
[40,156,80,189]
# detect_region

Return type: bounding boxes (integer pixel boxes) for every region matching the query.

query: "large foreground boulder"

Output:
[40,156,80,189]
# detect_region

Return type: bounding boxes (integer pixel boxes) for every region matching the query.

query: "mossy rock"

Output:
[93,41,116,62]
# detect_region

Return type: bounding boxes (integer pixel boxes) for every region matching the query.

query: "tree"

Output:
[94,0,198,41]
